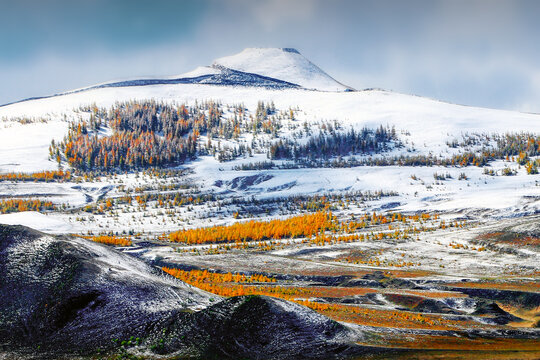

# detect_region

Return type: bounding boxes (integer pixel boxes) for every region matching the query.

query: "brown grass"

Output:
[447,281,540,293]
[362,334,540,351]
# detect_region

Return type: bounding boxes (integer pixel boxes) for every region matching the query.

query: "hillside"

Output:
[0,47,539,359]
[0,224,363,359]
[0,81,539,219]
[0,46,538,231]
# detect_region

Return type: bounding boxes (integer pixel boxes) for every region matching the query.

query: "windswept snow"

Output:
[0,120,68,173]
[0,211,73,233]
[2,86,539,148]
[178,66,221,78]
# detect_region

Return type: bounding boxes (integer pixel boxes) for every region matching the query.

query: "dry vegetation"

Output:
[167,211,450,256]
[168,211,334,244]
[80,234,133,246]
[0,199,56,214]
[0,170,72,182]
[163,267,491,331]
[364,333,540,351]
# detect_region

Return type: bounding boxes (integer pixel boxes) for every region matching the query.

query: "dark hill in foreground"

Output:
[0,224,368,359]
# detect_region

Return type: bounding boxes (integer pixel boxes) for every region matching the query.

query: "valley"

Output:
[0,48,538,359]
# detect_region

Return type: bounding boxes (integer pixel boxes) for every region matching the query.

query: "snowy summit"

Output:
[1,48,352,106]
[212,48,353,92]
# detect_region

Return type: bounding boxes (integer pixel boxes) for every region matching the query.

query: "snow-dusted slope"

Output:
[213,48,352,91]
[2,85,539,150]
[178,66,221,78]
[1,84,539,175]
[0,47,539,218]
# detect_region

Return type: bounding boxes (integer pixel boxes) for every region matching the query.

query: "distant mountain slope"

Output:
[0,47,349,108]
[76,66,301,90]
[0,65,300,108]
[214,48,353,91]
[0,47,539,180]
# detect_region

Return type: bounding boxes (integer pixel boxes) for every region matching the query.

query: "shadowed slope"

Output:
[0,224,368,359]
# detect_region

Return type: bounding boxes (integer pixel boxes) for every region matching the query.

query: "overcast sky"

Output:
[1,0,539,112]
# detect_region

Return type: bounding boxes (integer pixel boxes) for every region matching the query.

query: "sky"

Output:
[1,0,539,112]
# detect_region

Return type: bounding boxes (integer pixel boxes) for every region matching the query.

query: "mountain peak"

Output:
[212,47,353,92]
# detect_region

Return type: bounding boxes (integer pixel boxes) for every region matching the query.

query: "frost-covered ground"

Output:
[0,47,538,258]
[0,156,538,236]
[122,213,540,279]
[1,84,539,221]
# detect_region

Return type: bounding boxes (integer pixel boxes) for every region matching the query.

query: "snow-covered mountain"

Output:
[0,47,539,222]
[1,47,539,164]
[1,48,349,108]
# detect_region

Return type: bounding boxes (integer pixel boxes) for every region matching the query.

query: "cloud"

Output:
[513,70,540,114]
[245,0,317,31]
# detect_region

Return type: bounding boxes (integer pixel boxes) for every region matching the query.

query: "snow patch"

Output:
[0,211,73,233]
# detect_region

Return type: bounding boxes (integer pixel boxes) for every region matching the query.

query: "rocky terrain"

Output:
[0,224,375,359]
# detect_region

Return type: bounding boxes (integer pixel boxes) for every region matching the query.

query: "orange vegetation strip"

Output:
[502,237,540,246]
[476,232,505,240]
[476,232,540,247]
[162,268,276,285]
[0,170,71,182]
[383,269,435,279]
[266,268,372,278]
[447,281,540,293]
[168,212,335,244]
[294,286,378,298]
[362,334,540,351]
[403,289,468,299]
[81,235,132,246]
[163,267,476,331]
[294,302,477,331]
[0,199,56,214]
[162,267,377,298]
[168,211,447,246]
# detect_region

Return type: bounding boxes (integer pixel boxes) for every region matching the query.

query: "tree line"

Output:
[269,125,399,160]
[50,100,222,171]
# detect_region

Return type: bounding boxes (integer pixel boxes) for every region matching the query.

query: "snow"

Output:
[69,236,214,310]
[0,48,538,349]
[188,155,540,217]
[0,211,73,233]
[0,181,92,206]
[0,119,68,173]
[2,86,538,153]
[213,48,352,91]
[0,47,539,232]
[0,82,539,227]
[178,66,221,78]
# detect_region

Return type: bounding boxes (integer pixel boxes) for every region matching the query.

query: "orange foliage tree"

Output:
[0,199,56,214]
[81,235,132,246]
[168,211,335,244]
[0,170,71,182]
